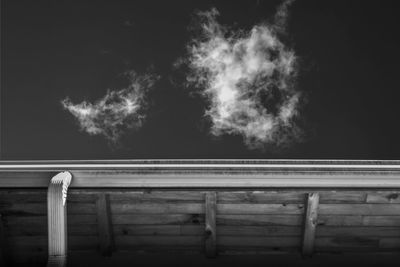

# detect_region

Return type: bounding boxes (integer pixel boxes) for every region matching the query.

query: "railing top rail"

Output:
[1,159,400,166]
[1,160,400,188]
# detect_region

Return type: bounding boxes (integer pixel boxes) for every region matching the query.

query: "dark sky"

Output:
[2,0,400,160]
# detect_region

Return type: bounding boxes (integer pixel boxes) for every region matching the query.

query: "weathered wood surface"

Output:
[317,226,400,237]
[2,189,400,203]
[2,187,400,262]
[205,192,217,258]
[110,203,304,214]
[112,225,303,237]
[97,194,114,256]
[302,193,319,256]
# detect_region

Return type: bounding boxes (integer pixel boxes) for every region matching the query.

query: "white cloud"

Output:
[61,71,158,144]
[185,0,302,149]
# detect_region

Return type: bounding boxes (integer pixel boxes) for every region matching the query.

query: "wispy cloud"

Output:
[184,0,302,150]
[61,71,158,144]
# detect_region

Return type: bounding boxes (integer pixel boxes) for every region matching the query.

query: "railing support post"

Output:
[302,192,319,257]
[47,171,72,267]
[205,192,217,258]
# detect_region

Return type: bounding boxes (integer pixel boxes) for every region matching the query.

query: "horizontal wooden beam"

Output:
[0,160,400,188]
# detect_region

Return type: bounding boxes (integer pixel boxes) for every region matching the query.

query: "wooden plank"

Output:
[0,190,94,204]
[218,191,366,204]
[315,236,379,249]
[363,216,400,226]
[217,215,302,226]
[0,190,47,203]
[302,192,319,257]
[111,203,204,214]
[0,190,384,204]
[112,214,205,225]
[367,192,400,203]
[319,191,366,204]
[5,224,97,236]
[317,215,363,226]
[114,225,187,236]
[47,171,72,267]
[218,191,305,204]
[110,203,304,215]
[205,192,217,258]
[217,236,300,247]
[113,225,303,237]
[109,191,204,203]
[115,236,203,247]
[0,203,95,216]
[0,213,12,267]
[2,214,96,226]
[0,190,370,204]
[319,215,400,227]
[96,193,114,256]
[217,226,302,237]
[7,236,98,251]
[68,192,98,203]
[319,204,400,215]
[317,226,400,237]
[218,204,304,215]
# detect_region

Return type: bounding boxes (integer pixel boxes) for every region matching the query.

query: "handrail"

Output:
[0,160,400,188]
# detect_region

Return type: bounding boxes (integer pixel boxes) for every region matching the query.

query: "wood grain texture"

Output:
[315,236,380,250]
[217,236,300,248]
[5,224,97,236]
[366,192,400,203]
[113,225,302,237]
[205,192,217,258]
[319,204,400,215]
[302,193,319,257]
[109,191,204,203]
[317,226,400,237]
[2,170,400,259]
[112,214,205,225]
[97,194,114,256]
[115,236,203,248]
[109,203,304,215]
[1,215,96,227]
[110,203,204,214]
[217,215,302,226]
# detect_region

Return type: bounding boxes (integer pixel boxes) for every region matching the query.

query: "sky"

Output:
[1,0,400,160]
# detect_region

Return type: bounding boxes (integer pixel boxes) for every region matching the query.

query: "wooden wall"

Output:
[2,189,400,264]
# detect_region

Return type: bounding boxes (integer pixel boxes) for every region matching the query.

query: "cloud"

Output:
[184,0,302,150]
[61,71,158,144]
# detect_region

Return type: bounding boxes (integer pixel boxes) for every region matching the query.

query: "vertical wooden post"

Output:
[47,172,72,267]
[302,192,319,257]
[97,193,114,256]
[205,192,217,258]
